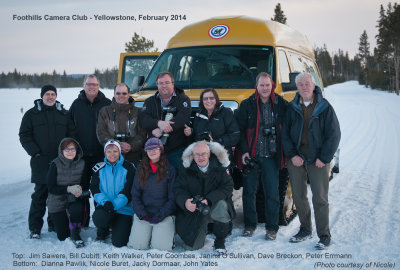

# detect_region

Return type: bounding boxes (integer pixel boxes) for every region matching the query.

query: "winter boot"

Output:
[69,222,84,248]
[289,227,312,243]
[29,231,40,239]
[315,235,331,250]
[213,221,230,255]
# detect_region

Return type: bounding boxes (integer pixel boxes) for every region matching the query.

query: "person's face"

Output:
[114,85,130,104]
[202,91,216,112]
[297,76,315,102]
[193,144,210,168]
[157,75,174,99]
[42,91,57,106]
[147,148,161,163]
[84,77,100,99]
[63,143,77,160]
[257,76,272,102]
[105,146,120,164]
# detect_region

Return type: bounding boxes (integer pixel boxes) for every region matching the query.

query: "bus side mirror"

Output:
[131,76,145,93]
[281,72,299,92]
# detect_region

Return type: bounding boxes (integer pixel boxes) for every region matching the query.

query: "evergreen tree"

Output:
[271,3,287,24]
[358,30,370,86]
[125,32,158,52]
[376,3,400,95]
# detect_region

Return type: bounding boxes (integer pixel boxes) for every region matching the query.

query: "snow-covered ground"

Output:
[0,82,399,269]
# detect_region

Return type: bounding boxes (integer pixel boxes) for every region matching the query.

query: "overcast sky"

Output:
[0,0,392,74]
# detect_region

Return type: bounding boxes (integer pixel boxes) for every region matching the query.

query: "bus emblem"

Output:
[209,24,229,39]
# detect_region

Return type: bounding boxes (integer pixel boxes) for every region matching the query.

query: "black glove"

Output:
[103,201,114,213]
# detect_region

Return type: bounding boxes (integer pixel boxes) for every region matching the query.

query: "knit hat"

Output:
[144,137,164,152]
[40,84,57,98]
[104,140,121,153]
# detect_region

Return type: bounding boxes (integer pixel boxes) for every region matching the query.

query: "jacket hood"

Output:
[182,141,230,168]
[33,99,64,112]
[57,137,83,163]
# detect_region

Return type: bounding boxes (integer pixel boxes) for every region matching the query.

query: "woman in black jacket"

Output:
[184,88,240,157]
[127,138,176,251]
[47,138,88,248]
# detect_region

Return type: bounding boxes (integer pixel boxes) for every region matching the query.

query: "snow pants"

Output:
[128,214,175,251]
[28,183,53,233]
[51,199,85,241]
[92,207,133,247]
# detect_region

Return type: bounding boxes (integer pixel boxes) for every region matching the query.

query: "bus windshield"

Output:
[141,46,275,90]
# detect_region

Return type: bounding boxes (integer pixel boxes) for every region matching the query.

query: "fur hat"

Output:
[144,137,164,152]
[104,140,121,153]
[40,84,57,98]
[182,141,230,168]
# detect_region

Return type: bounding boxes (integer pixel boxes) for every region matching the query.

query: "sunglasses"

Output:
[115,92,128,96]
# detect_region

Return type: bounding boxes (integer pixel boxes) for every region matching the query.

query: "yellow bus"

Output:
[118,15,324,109]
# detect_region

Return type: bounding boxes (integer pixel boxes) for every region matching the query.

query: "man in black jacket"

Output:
[237,72,287,240]
[69,75,111,225]
[140,72,191,170]
[174,141,234,254]
[19,85,74,239]
[282,72,340,249]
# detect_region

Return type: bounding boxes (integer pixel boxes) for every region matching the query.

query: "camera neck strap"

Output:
[112,108,131,137]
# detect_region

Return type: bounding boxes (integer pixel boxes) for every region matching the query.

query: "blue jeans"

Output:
[242,156,279,231]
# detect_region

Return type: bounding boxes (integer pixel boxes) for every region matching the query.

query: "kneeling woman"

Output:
[128,138,176,251]
[47,138,88,248]
[91,140,135,247]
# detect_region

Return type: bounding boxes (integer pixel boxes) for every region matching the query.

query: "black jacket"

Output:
[282,86,341,164]
[193,104,240,154]
[19,99,74,184]
[69,90,111,158]
[140,87,191,154]
[174,142,234,247]
[237,91,288,169]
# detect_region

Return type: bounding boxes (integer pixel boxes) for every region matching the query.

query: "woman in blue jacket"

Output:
[90,140,135,247]
[128,137,176,251]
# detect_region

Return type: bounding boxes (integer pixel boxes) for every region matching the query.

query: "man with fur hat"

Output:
[174,141,235,254]
[19,84,74,239]
[237,72,287,240]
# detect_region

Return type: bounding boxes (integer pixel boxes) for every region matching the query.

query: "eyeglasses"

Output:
[194,152,209,158]
[64,148,76,153]
[203,96,215,101]
[85,83,99,87]
[115,92,128,96]
[157,81,172,86]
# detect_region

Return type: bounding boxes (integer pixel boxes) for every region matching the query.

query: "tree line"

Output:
[0,67,118,89]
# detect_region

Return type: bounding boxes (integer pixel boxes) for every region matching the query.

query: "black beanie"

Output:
[40,85,57,98]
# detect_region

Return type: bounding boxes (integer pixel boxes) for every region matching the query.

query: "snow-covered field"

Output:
[0,82,399,269]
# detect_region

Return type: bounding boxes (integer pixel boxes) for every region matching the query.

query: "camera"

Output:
[263,126,277,154]
[160,106,177,145]
[67,190,91,203]
[115,133,129,142]
[191,195,210,215]
[198,131,211,142]
[242,157,258,177]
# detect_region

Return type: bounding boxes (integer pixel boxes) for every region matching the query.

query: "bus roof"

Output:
[167,15,314,59]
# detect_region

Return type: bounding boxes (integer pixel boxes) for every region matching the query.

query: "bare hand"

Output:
[315,158,325,168]
[158,120,175,133]
[120,142,131,153]
[291,155,304,167]
[152,128,163,138]
[201,199,208,206]
[184,124,192,136]
[242,152,250,165]
[185,198,196,212]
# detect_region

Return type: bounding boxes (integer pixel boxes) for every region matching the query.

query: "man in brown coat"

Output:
[97,83,146,165]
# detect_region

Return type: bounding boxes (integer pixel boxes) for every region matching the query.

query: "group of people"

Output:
[19,70,340,252]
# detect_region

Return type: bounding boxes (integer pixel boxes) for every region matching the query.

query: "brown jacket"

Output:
[97,97,146,163]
